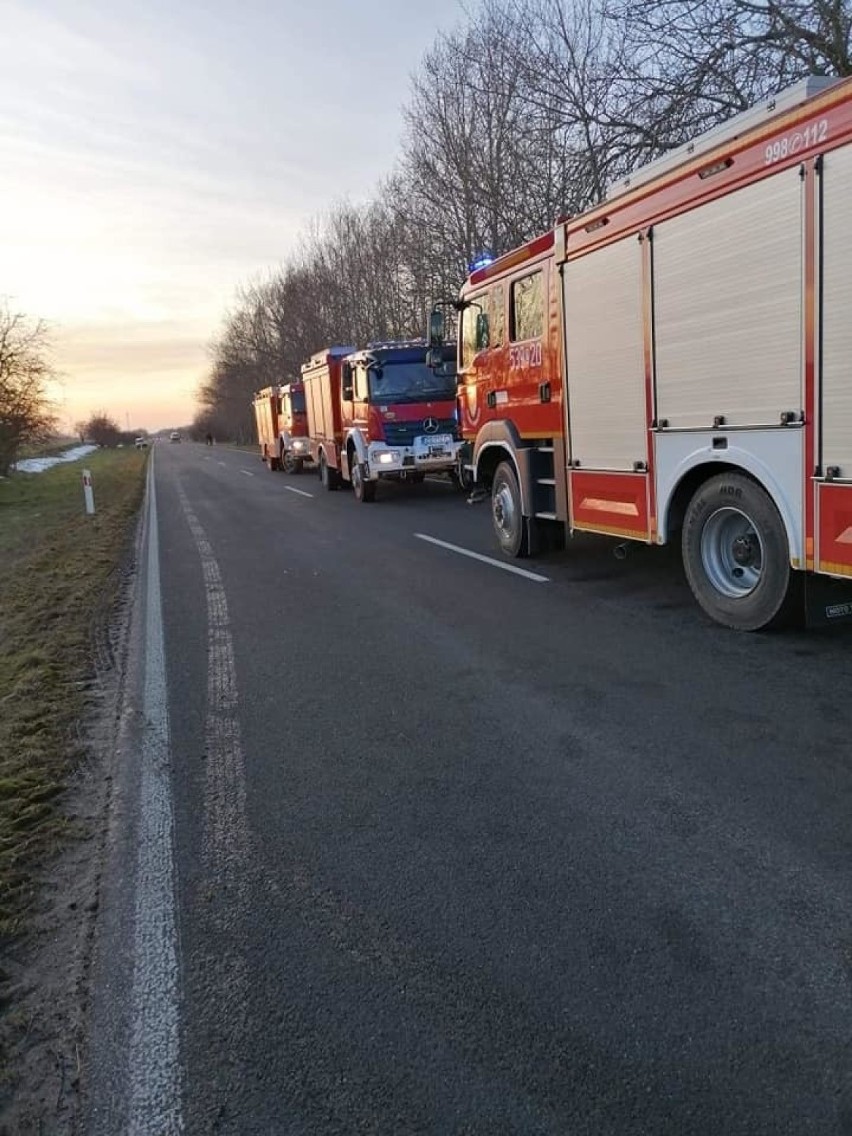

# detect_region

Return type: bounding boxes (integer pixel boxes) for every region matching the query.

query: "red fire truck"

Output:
[432,75,852,630]
[251,382,311,473]
[302,341,460,502]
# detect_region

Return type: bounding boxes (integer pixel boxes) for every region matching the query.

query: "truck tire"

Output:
[350,454,376,503]
[282,449,297,474]
[682,472,794,631]
[319,451,339,491]
[492,461,529,558]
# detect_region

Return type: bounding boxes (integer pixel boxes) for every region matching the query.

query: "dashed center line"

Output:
[414,533,550,582]
[217,461,226,467]
[240,469,254,477]
[283,485,314,498]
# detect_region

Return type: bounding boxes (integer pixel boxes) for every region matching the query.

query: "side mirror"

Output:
[475,312,490,350]
[428,308,445,347]
[426,346,446,370]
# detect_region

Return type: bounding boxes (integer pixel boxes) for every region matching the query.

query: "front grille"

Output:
[382,418,458,446]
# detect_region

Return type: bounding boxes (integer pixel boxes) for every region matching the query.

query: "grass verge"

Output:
[0,449,146,939]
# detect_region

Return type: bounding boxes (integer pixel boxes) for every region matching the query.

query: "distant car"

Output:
[135,436,148,448]
[169,431,181,443]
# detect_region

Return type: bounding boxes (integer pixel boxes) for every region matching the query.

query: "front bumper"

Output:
[365,437,462,480]
[286,439,312,461]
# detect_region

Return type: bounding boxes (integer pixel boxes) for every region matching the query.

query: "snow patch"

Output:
[13,444,99,474]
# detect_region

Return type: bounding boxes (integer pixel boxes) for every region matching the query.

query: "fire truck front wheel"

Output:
[492,461,529,558]
[682,473,794,631]
[350,454,376,503]
[281,450,302,475]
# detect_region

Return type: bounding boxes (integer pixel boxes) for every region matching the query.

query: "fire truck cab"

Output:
[303,341,461,502]
[277,382,311,473]
[251,382,311,473]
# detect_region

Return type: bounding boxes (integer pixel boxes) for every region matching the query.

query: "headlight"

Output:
[374,450,398,465]
[292,438,308,451]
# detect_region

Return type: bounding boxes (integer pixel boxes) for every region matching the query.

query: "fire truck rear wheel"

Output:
[682,472,793,631]
[492,461,529,558]
[319,452,339,491]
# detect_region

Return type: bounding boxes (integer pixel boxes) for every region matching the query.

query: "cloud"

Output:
[0,0,465,433]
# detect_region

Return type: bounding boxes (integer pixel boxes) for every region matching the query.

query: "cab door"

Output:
[458,284,505,439]
[350,363,370,435]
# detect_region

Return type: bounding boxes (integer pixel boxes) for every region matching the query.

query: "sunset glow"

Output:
[3,0,461,432]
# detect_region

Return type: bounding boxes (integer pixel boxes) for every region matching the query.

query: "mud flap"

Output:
[803,573,852,628]
[526,516,544,558]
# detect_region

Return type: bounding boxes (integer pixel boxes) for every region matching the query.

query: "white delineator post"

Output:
[83,469,95,515]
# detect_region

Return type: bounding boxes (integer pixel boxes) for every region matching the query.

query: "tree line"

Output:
[197,0,851,441]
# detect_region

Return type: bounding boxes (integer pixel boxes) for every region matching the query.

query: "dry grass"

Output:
[15,436,79,461]
[0,449,146,938]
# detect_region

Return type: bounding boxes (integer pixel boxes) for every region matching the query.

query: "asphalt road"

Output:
[87,442,852,1135]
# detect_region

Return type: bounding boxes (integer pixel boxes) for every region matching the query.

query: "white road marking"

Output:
[176,486,249,885]
[217,461,226,467]
[240,469,254,477]
[414,533,550,582]
[203,456,212,462]
[128,451,183,1134]
[284,485,314,498]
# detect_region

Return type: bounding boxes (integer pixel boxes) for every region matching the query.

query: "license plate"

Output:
[415,433,453,450]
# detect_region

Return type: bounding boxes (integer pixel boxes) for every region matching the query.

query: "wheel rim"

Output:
[492,479,517,545]
[700,506,764,598]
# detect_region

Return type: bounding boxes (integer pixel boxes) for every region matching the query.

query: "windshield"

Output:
[289,390,306,413]
[368,362,456,404]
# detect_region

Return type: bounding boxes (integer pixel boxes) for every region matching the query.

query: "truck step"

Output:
[536,477,556,486]
[534,511,558,521]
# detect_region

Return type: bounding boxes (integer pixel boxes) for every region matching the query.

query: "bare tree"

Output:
[400,1,544,270]
[605,0,852,151]
[83,411,121,447]
[0,304,58,477]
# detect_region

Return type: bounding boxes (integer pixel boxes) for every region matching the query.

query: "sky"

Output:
[1,0,464,432]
